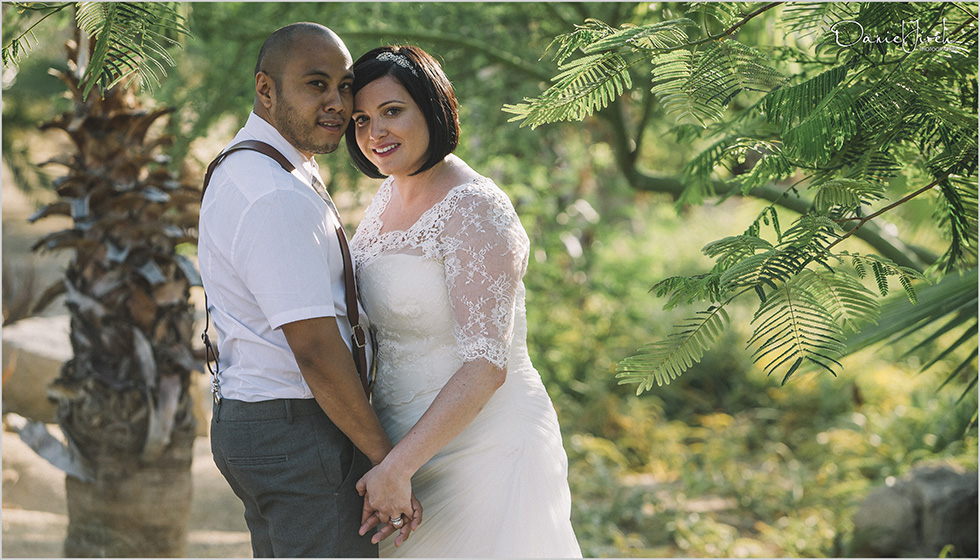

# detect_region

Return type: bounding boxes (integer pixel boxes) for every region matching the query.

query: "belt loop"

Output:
[285,400,293,424]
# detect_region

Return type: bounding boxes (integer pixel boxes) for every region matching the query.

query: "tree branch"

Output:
[627,2,784,55]
[633,84,657,164]
[542,2,579,31]
[825,170,954,258]
[338,28,553,82]
[629,169,937,271]
[2,2,73,55]
[596,99,639,183]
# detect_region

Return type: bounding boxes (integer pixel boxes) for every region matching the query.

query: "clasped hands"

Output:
[357,461,423,546]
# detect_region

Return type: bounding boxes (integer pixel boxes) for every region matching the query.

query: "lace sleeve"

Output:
[442,185,529,369]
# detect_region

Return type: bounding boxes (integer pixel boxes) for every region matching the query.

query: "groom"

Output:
[198,23,416,556]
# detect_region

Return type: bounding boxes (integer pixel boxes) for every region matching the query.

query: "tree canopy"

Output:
[506,1,978,391]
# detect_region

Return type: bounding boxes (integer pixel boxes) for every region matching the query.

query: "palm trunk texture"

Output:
[30,36,201,557]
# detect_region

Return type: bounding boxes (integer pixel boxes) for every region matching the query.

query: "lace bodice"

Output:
[350,175,531,406]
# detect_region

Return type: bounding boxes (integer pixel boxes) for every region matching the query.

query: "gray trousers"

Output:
[211,398,378,558]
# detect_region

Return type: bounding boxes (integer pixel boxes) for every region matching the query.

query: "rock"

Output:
[852,463,978,557]
[2,315,71,423]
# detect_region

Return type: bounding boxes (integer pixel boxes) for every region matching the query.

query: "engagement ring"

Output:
[390,516,404,528]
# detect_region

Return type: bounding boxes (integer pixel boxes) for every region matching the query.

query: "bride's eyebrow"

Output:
[353,99,407,114]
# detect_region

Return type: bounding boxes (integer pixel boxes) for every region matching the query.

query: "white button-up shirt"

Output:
[198,112,368,402]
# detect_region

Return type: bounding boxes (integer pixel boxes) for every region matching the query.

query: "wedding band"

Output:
[390,516,404,528]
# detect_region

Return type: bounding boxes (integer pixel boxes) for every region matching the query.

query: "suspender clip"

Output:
[352,324,367,349]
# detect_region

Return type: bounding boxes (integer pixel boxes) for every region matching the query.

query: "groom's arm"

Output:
[284,317,423,545]
[281,317,393,464]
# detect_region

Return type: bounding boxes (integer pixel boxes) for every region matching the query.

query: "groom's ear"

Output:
[255,72,275,110]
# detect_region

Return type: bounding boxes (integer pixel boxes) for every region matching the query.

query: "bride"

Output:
[346,45,581,558]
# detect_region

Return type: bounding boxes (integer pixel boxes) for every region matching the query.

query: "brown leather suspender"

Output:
[201,140,371,398]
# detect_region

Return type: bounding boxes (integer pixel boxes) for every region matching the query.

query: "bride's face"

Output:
[352,75,430,178]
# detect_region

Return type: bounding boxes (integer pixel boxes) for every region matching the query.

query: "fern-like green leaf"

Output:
[653,40,785,126]
[793,269,880,333]
[843,268,977,400]
[842,149,903,185]
[734,140,795,194]
[75,2,189,99]
[932,176,980,273]
[855,2,926,36]
[617,304,731,393]
[762,67,856,163]
[2,2,73,68]
[855,81,918,132]
[652,273,723,310]
[719,247,808,294]
[810,178,885,216]
[583,19,692,53]
[678,134,739,203]
[746,206,782,241]
[685,137,790,195]
[842,252,927,304]
[649,47,703,123]
[504,51,643,128]
[748,277,846,383]
[780,2,860,37]
[780,213,840,249]
[686,2,750,30]
[703,235,774,267]
[545,18,618,65]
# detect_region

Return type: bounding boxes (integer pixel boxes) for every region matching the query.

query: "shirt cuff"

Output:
[268,306,338,330]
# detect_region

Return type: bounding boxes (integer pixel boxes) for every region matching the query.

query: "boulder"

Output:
[852,463,978,557]
[2,315,70,423]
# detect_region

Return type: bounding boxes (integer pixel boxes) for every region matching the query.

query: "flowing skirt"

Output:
[376,366,581,558]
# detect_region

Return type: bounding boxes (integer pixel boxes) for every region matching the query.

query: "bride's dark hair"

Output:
[345,45,460,179]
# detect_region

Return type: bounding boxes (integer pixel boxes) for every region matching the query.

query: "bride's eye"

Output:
[384,107,401,117]
[353,115,369,127]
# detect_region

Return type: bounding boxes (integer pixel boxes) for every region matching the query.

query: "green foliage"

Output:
[1,2,72,68]
[566,352,978,556]
[795,269,880,333]
[618,304,732,391]
[2,2,190,100]
[654,39,787,126]
[503,17,690,128]
[748,274,846,381]
[510,1,978,388]
[846,268,979,402]
[74,2,190,98]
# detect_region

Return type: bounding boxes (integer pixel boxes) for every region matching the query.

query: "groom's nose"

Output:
[322,87,347,114]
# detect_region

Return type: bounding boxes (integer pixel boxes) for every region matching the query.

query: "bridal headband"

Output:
[377,51,418,76]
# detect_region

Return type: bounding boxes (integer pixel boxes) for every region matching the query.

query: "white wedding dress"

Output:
[350,174,581,558]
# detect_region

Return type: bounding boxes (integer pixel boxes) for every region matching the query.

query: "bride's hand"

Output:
[356,462,418,544]
[359,492,423,546]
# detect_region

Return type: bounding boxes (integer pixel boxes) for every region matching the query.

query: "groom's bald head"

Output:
[255,23,346,93]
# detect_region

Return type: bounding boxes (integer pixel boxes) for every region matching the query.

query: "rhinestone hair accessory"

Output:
[377,51,418,76]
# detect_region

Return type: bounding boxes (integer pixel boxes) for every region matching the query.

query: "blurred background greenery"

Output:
[3,2,976,557]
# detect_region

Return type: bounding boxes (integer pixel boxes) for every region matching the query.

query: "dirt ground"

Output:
[2,428,252,558]
[3,168,252,557]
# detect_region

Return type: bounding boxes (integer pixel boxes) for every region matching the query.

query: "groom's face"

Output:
[268,32,354,157]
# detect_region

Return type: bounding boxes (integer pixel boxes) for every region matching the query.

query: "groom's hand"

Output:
[359,493,423,546]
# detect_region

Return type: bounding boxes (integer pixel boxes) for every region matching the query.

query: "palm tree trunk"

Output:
[31,31,201,557]
[64,431,194,557]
